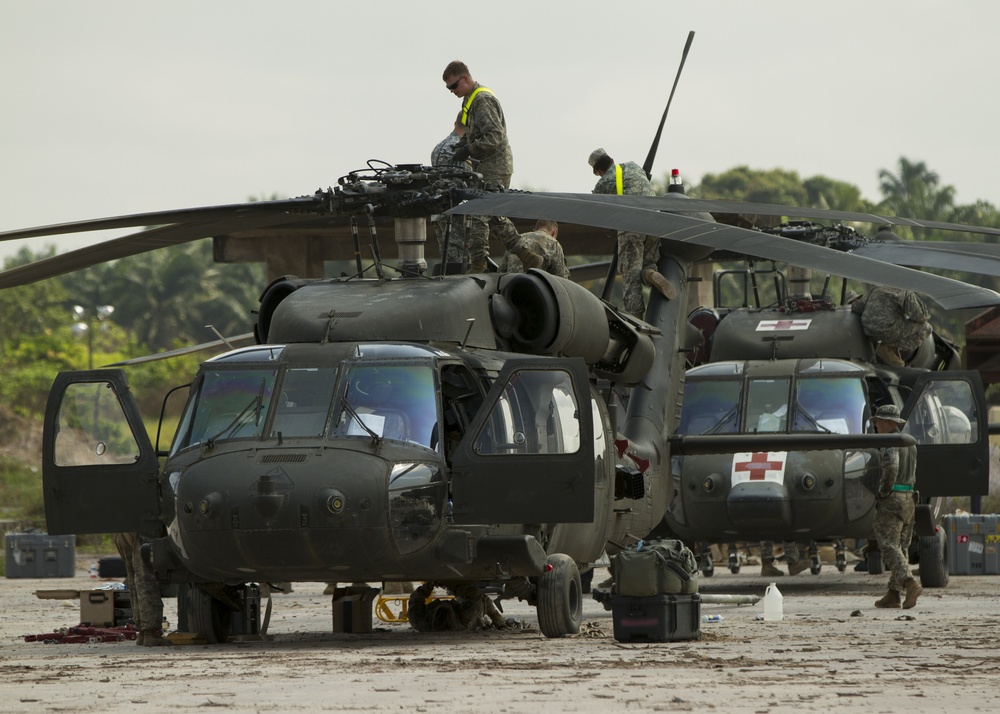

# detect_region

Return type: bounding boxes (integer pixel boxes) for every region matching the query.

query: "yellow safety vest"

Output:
[461,86,494,126]
[615,164,624,195]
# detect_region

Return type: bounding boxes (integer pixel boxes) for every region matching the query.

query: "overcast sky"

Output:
[2,1,998,261]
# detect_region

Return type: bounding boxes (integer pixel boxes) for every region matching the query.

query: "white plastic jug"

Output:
[763,582,783,621]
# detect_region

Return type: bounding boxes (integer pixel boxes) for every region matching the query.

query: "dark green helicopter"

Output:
[4,161,1000,641]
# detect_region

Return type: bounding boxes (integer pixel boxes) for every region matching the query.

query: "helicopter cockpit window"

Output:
[54,382,142,466]
[792,377,867,435]
[270,367,338,438]
[678,380,741,435]
[903,380,978,445]
[473,369,580,456]
[332,364,438,448]
[173,368,277,451]
[746,378,790,433]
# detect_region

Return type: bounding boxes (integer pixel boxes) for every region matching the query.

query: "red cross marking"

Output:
[734,452,784,480]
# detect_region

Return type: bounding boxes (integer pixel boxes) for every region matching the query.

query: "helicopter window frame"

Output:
[330,361,441,449]
[171,365,279,454]
[472,368,581,457]
[677,378,743,435]
[269,366,340,439]
[791,375,869,435]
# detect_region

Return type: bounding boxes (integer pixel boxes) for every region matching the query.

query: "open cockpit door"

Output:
[42,370,160,536]
[900,371,988,498]
[450,358,595,524]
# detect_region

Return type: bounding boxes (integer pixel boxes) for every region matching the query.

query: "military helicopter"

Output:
[4,159,1000,641]
[650,215,999,588]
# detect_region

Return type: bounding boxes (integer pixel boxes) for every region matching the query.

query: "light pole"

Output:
[71,304,115,370]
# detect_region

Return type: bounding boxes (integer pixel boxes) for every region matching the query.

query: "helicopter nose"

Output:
[727,481,792,529]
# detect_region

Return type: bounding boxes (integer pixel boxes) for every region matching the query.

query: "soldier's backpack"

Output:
[611,539,699,597]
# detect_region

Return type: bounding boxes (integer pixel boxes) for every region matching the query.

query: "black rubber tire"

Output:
[536,554,582,638]
[702,561,715,577]
[810,561,822,576]
[186,584,232,644]
[866,548,884,575]
[728,563,740,575]
[919,526,950,589]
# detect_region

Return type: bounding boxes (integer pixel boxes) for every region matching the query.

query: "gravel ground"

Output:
[2,559,999,714]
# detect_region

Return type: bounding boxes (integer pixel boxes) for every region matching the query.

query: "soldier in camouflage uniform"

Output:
[851,286,932,367]
[113,532,168,646]
[589,148,677,319]
[870,404,922,609]
[430,115,470,269]
[493,218,570,278]
[407,581,505,631]
[442,61,526,273]
[760,541,810,577]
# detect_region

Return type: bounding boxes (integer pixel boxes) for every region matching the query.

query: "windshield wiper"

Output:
[705,403,740,435]
[339,397,382,444]
[205,394,262,447]
[794,402,832,433]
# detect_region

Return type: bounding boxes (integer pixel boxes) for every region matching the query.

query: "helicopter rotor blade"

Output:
[642,30,695,180]
[650,195,1000,238]
[451,192,1000,310]
[0,196,325,243]
[102,332,257,367]
[852,242,1000,277]
[0,210,308,289]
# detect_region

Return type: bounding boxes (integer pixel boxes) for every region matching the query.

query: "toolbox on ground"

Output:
[612,593,701,643]
[4,533,76,579]
[80,589,133,627]
[945,514,1000,575]
[97,556,127,579]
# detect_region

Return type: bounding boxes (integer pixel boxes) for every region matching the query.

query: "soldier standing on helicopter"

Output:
[588,148,677,319]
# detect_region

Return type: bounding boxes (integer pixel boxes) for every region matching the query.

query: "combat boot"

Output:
[466,258,488,274]
[874,589,901,608]
[641,269,677,300]
[902,577,923,609]
[875,343,905,367]
[514,245,543,271]
[787,559,810,576]
[761,561,784,578]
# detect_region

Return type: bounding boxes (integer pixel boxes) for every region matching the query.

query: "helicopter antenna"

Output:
[349,216,364,276]
[461,318,475,349]
[642,30,695,180]
[364,205,386,280]
[205,324,235,350]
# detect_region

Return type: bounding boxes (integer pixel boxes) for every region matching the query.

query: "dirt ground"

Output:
[2,557,999,714]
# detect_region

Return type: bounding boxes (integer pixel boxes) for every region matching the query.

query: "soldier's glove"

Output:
[514,245,544,271]
[467,258,488,274]
[452,146,471,164]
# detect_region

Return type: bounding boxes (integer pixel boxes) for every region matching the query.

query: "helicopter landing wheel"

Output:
[536,554,582,638]
[835,539,847,573]
[185,584,233,644]
[810,558,822,576]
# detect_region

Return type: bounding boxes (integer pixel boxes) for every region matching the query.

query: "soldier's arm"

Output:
[466,95,506,159]
[877,447,899,497]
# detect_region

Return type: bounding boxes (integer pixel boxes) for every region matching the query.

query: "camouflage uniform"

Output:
[873,439,918,594]
[492,218,571,278]
[760,541,811,576]
[456,83,513,269]
[852,286,932,355]
[430,130,470,266]
[593,161,659,318]
[407,581,504,632]
[113,532,166,645]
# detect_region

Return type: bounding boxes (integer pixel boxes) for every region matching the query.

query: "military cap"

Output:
[588,148,608,168]
[873,404,906,424]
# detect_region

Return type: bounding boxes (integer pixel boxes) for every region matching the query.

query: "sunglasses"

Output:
[446,77,462,91]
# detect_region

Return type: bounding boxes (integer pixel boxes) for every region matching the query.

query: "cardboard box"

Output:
[945,514,1000,575]
[5,534,76,579]
[79,589,132,627]
[331,587,378,634]
[612,593,701,643]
